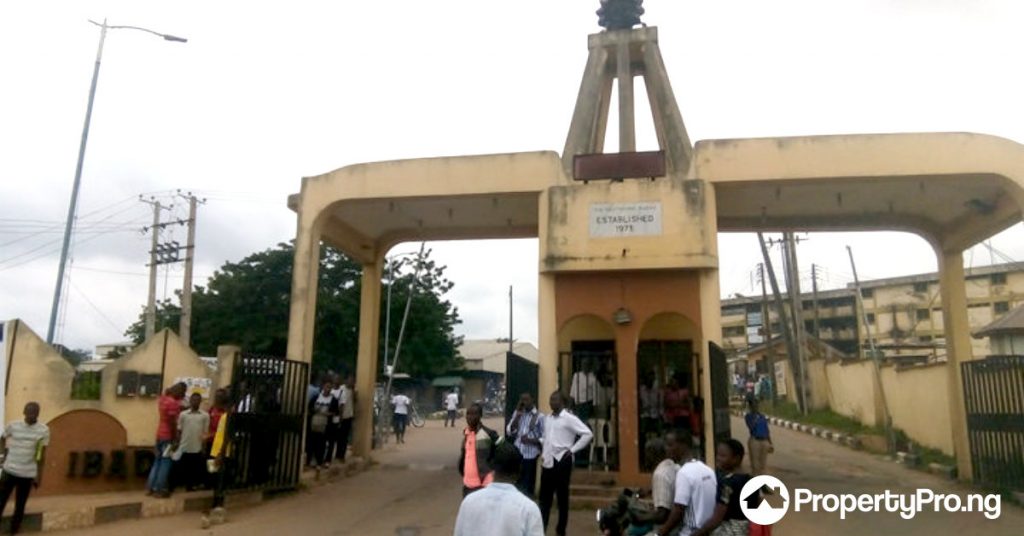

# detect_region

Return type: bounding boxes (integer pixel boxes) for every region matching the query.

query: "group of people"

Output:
[144,382,235,528]
[306,373,355,468]
[733,373,773,402]
[145,382,230,498]
[455,390,594,536]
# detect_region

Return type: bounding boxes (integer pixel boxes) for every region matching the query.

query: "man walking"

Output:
[147,382,186,497]
[744,397,772,476]
[538,391,592,536]
[656,431,716,536]
[391,390,412,444]
[444,389,460,428]
[506,392,543,498]
[454,439,543,536]
[0,402,49,535]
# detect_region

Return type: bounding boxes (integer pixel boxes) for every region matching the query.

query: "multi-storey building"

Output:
[721,262,1024,361]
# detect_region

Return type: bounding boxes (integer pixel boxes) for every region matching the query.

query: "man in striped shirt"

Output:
[506,392,544,498]
[0,402,49,535]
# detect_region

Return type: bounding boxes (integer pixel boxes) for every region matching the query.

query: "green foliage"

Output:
[56,346,91,368]
[70,371,102,400]
[126,243,462,378]
[760,400,883,436]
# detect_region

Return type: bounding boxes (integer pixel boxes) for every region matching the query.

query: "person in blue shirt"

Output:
[506,392,544,498]
[743,397,773,476]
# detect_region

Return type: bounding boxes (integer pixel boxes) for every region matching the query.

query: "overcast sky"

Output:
[2,1,1023,353]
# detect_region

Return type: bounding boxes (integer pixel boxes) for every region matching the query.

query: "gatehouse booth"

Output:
[286,18,1024,485]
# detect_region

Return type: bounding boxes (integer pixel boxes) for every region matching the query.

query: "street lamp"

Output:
[46,19,187,344]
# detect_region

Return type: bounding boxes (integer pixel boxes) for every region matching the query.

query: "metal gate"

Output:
[961,355,1024,490]
[227,352,308,492]
[505,351,539,425]
[708,342,732,445]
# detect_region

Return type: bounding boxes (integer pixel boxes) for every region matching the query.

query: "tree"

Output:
[55,345,91,367]
[126,243,462,378]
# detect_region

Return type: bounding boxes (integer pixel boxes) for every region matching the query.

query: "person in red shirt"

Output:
[206,389,229,453]
[146,382,187,497]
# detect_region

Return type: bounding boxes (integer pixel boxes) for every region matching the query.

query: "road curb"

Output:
[731,409,964,482]
[11,458,372,533]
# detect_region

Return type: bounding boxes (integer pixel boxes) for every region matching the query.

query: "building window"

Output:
[724,326,746,337]
[866,313,876,324]
[994,301,1010,314]
[991,273,1007,285]
[916,309,930,321]
[913,282,928,293]
[920,335,933,342]
[861,288,874,298]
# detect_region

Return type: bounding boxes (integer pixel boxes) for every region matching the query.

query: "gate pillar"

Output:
[353,261,383,458]
[937,247,974,481]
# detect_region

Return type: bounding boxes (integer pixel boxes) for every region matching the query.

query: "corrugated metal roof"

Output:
[974,304,1024,337]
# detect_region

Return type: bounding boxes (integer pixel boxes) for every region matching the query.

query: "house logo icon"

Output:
[740,475,790,525]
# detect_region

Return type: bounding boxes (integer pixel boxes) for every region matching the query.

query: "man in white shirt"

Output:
[538,391,593,536]
[454,439,543,536]
[391,391,411,444]
[444,390,460,428]
[336,375,355,462]
[657,431,716,536]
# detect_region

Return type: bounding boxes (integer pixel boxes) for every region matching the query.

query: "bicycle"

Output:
[409,403,425,428]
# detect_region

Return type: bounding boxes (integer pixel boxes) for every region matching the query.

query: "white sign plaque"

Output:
[589,202,662,237]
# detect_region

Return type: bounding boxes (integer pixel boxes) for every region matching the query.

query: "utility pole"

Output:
[142,198,165,341]
[811,264,821,339]
[847,246,895,453]
[757,233,804,413]
[758,263,770,342]
[784,232,810,414]
[508,285,514,353]
[177,192,204,347]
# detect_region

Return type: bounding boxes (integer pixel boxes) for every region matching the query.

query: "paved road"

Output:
[62,416,1021,535]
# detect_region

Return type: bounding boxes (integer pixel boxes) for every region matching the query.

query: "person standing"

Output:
[0,402,49,535]
[744,398,773,476]
[205,403,233,529]
[656,431,716,536]
[175,393,210,491]
[335,375,355,463]
[391,390,412,444]
[663,378,691,433]
[506,392,543,498]
[538,391,593,536]
[454,439,543,536]
[693,439,751,536]
[444,389,460,428]
[147,382,186,497]
[206,389,229,454]
[307,380,339,468]
[459,403,498,496]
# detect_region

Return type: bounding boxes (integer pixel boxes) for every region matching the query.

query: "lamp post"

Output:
[46,19,187,344]
[382,250,422,373]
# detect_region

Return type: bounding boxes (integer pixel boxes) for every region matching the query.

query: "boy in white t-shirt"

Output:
[656,431,716,536]
[391,391,412,444]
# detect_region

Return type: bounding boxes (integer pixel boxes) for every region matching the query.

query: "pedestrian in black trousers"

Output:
[538,391,592,536]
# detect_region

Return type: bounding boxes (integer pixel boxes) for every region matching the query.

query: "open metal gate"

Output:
[709,342,732,445]
[961,355,1024,490]
[227,352,308,492]
[505,351,539,425]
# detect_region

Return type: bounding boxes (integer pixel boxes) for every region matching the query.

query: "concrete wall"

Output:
[819,358,953,455]
[824,359,884,428]
[4,321,227,495]
[880,362,953,454]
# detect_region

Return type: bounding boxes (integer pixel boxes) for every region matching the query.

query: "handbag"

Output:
[311,413,329,433]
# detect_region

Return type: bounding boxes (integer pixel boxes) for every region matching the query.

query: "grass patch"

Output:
[759,400,883,437]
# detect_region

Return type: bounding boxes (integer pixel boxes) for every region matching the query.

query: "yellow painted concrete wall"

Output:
[543,178,716,272]
[824,360,883,428]
[5,322,217,447]
[880,363,953,454]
